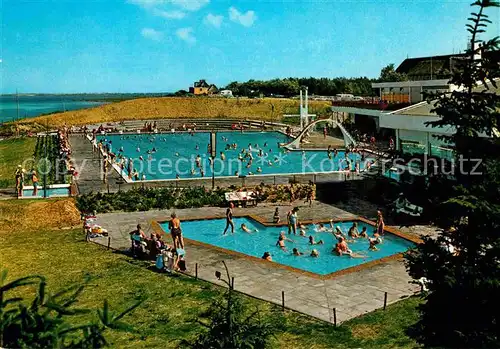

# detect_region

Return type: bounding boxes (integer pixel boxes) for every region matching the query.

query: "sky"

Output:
[1,0,498,94]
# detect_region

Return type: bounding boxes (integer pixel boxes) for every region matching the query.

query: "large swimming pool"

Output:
[159,217,415,276]
[97,131,373,181]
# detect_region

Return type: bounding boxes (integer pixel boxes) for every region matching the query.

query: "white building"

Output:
[219,90,233,97]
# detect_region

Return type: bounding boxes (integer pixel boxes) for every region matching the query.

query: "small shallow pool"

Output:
[160,217,414,276]
[21,187,70,198]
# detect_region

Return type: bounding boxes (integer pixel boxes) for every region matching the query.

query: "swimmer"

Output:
[119,146,124,152]
[195,144,199,150]
[220,152,226,161]
[292,248,303,256]
[315,223,328,232]
[241,223,258,234]
[368,231,383,251]
[257,167,262,173]
[141,174,146,180]
[309,235,324,245]
[267,160,273,166]
[175,152,180,157]
[139,156,144,161]
[136,147,140,152]
[190,169,196,175]
[299,228,307,236]
[235,171,239,176]
[176,174,180,179]
[348,222,360,238]
[264,142,268,147]
[200,169,205,177]
[359,227,368,238]
[310,249,320,257]
[262,252,272,261]
[276,231,293,251]
[334,237,366,258]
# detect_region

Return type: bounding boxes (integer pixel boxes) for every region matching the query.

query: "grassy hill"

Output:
[20,97,332,128]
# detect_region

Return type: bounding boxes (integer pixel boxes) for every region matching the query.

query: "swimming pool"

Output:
[159,217,415,276]
[21,187,70,198]
[97,131,373,181]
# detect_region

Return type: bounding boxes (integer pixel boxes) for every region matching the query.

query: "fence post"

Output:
[383,292,388,310]
[333,308,337,327]
[107,236,111,250]
[195,263,198,280]
[231,277,235,290]
[281,291,285,311]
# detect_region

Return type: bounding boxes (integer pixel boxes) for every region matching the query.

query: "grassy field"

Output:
[0,199,422,348]
[0,137,36,188]
[17,97,331,128]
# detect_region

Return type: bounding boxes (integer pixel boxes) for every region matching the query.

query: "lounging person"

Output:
[169,213,184,249]
[369,231,383,251]
[262,252,272,261]
[310,249,319,257]
[223,203,235,235]
[309,235,324,245]
[130,224,147,257]
[292,248,303,256]
[287,207,299,235]
[273,207,280,223]
[348,222,360,238]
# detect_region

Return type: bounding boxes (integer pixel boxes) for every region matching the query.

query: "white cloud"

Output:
[141,28,163,41]
[152,8,185,19]
[204,13,223,28]
[176,27,196,44]
[171,0,209,11]
[228,7,256,27]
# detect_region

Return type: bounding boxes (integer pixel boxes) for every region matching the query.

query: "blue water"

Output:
[0,95,106,123]
[98,131,373,180]
[22,187,69,198]
[159,217,414,275]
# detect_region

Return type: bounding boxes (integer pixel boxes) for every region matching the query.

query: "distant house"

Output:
[189,79,218,95]
[219,90,233,97]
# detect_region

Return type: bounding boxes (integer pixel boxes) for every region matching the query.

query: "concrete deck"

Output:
[89,202,420,324]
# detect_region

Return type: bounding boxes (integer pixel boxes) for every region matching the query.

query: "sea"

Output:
[0,93,172,123]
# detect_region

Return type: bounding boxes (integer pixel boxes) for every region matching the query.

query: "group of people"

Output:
[130,212,186,273]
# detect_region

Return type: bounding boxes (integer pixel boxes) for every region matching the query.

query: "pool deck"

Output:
[90,201,420,324]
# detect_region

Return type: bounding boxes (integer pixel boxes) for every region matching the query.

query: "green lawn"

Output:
[0,137,36,188]
[0,199,422,348]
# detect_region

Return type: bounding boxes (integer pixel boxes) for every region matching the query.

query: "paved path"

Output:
[90,202,420,324]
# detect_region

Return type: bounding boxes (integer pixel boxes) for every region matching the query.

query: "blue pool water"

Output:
[97,131,373,181]
[160,217,414,275]
[22,187,69,198]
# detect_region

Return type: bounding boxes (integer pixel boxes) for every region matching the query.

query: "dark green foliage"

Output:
[76,186,229,213]
[0,270,143,348]
[184,264,284,349]
[404,1,500,348]
[224,76,376,97]
[378,64,408,82]
[33,135,67,185]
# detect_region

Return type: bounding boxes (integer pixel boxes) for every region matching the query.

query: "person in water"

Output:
[292,248,303,256]
[309,235,324,245]
[359,226,368,238]
[240,223,258,233]
[287,207,299,235]
[223,203,235,235]
[310,249,320,257]
[369,231,383,251]
[262,252,272,261]
[276,231,293,251]
[348,222,360,238]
